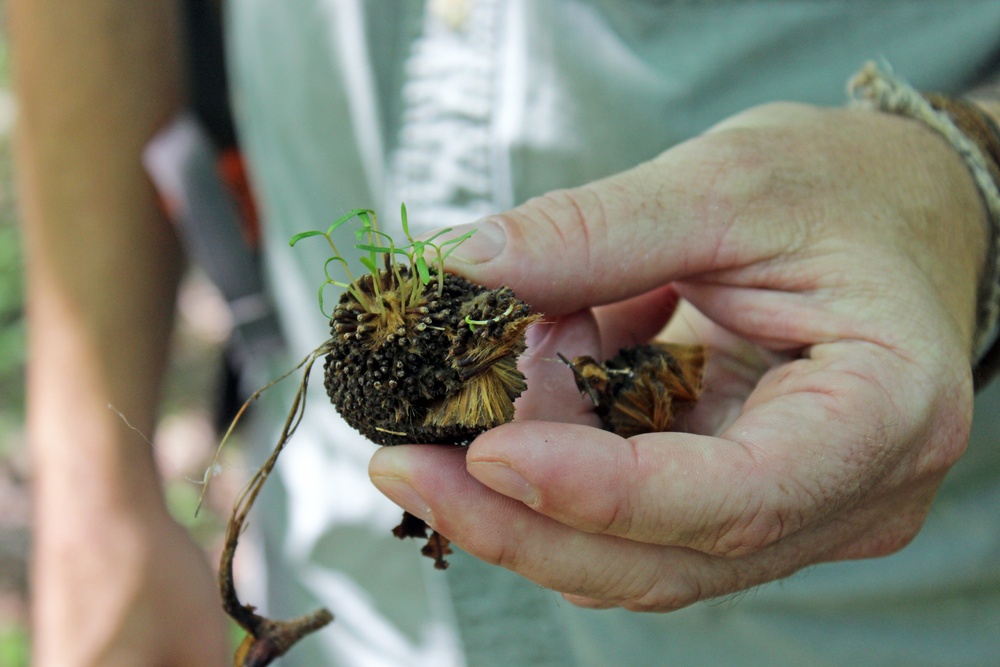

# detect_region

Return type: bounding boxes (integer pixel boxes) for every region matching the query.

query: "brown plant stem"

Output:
[217,344,336,667]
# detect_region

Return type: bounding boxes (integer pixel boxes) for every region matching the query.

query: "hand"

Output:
[369,102,986,610]
[32,503,230,666]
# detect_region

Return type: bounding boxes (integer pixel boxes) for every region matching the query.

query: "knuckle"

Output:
[593,496,633,537]
[841,499,933,560]
[705,490,806,557]
[593,440,641,537]
[518,186,609,254]
[477,185,612,309]
[506,186,611,301]
[623,573,704,613]
[920,372,973,475]
[475,537,516,570]
[707,515,781,558]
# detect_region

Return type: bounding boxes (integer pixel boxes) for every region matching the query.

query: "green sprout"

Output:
[464,303,515,332]
[289,204,477,318]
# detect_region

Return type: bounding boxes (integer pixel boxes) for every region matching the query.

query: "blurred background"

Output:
[0,5,248,662]
[0,7,26,661]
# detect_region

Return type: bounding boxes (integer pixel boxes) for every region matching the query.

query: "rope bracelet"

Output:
[848,61,1000,390]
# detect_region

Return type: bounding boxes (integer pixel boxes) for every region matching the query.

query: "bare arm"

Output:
[13,1,228,663]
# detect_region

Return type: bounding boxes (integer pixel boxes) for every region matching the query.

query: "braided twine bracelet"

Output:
[849,61,1000,390]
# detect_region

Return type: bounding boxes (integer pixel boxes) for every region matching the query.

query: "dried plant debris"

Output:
[215,206,708,666]
[325,272,539,446]
[292,205,540,445]
[218,349,335,667]
[392,511,453,570]
[562,342,705,438]
[215,206,540,665]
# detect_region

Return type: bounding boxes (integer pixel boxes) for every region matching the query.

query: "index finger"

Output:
[438,136,800,316]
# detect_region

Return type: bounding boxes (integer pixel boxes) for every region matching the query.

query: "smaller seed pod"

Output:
[561,342,706,438]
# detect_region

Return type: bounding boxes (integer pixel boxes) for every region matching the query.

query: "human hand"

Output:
[369,102,987,610]
[32,501,230,666]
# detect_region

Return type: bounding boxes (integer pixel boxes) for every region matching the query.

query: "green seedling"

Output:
[464,303,515,331]
[289,204,476,318]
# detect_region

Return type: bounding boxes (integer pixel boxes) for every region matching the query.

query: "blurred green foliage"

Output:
[0,131,24,450]
[0,5,21,455]
[0,15,29,663]
[0,625,28,667]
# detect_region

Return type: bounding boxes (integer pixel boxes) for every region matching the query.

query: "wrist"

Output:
[850,63,1000,383]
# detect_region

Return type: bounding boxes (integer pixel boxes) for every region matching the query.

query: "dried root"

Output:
[392,511,453,570]
[217,346,335,667]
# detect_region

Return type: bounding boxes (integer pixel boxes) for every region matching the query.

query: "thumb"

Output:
[438,139,793,315]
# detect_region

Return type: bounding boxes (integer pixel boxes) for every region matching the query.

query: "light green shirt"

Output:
[226,1,1000,664]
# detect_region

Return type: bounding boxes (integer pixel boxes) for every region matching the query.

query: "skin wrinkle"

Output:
[629,556,705,612]
[577,551,652,608]
[730,439,826,557]
[708,479,774,557]
[550,532,626,598]
[634,165,704,276]
[679,438,771,555]
[825,344,962,485]
[789,428,912,541]
[489,527,525,573]
[719,409,853,550]
[848,261,963,353]
[566,186,604,282]
[819,488,923,563]
[588,547,643,601]
[737,178,818,269]
[606,436,642,537]
[635,163,676,262]
[691,162,744,278]
[556,187,608,300]
[691,129,810,270]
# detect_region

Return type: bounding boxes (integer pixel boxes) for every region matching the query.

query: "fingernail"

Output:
[468,461,538,506]
[445,219,506,264]
[370,475,434,524]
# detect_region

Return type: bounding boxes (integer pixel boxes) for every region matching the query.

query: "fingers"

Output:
[438,137,802,316]
[368,340,961,609]
[468,340,938,557]
[368,444,780,611]
[370,445,728,609]
[466,421,770,557]
[370,445,683,608]
[368,439,942,610]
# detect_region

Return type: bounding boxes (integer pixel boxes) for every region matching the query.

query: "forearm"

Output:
[13,0,184,513]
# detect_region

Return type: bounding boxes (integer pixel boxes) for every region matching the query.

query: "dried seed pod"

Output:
[563,342,705,438]
[323,267,540,446]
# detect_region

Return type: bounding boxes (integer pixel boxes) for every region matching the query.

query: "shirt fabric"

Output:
[224,1,1000,664]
